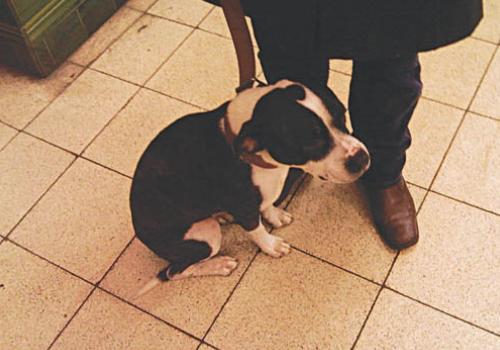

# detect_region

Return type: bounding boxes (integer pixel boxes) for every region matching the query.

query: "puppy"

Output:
[130,80,370,296]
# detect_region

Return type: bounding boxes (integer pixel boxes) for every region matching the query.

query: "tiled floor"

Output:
[1,1,499,349]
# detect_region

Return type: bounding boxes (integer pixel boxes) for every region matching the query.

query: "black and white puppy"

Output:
[130,80,370,295]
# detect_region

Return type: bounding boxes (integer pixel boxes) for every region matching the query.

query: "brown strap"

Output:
[220,0,256,93]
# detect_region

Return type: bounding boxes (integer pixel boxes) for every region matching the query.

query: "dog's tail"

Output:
[132,266,170,300]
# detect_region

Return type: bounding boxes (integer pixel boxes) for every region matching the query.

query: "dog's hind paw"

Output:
[262,206,293,229]
[196,256,239,277]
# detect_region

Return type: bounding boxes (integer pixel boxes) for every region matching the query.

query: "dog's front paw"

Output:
[262,206,293,229]
[249,229,291,258]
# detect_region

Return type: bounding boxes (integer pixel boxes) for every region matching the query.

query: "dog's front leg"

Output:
[261,206,293,229]
[229,189,291,258]
[247,219,291,258]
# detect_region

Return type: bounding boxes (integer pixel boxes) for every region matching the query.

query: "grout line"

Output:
[420,95,468,111]
[5,238,94,286]
[405,180,428,191]
[350,178,429,349]
[141,85,209,111]
[426,189,499,217]
[424,44,499,200]
[96,236,136,285]
[329,68,352,78]
[69,8,146,69]
[84,64,209,111]
[76,11,209,157]
[143,4,260,50]
[350,248,401,349]
[19,130,78,157]
[349,283,385,349]
[198,250,260,345]
[46,236,137,349]
[467,110,500,122]
[290,246,383,286]
[4,157,78,240]
[97,286,209,346]
[125,0,161,13]
[0,119,21,131]
[405,179,498,216]
[21,66,87,132]
[198,173,307,345]
[384,286,500,338]
[140,10,213,89]
[470,35,500,46]
[79,155,133,179]
[46,286,99,349]
[78,85,142,156]
[0,130,20,154]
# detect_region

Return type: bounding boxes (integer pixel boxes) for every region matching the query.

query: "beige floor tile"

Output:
[10,158,134,283]
[199,344,216,350]
[147,29,241,108]
[329,59,353,75]
[0,63,83,129]
[70,7,142,66]
[51,289,199,350]
[0,242,92,350]
[149,0,214,26]
[0,123,17,149]
[206,250,379,350]
[100,224,258,337]
[420,38,495,109]
[84,89,199,177]
[387,193,500,333]
[404,99,464,188]
[327,71,353,130]
[92,14,191,85]
[356,289,500,350]
[433,113,500,213]
[0,133,74,237]
[26,69,138,154]
[328,70,351,106]
[198,7,257,47]
[471,50,500,120]
[278,177,396,283]
[126,0,158,11]
[473,0,500,44]
[406,183,427,210]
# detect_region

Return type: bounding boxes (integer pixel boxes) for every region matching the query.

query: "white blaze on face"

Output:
[224,80,369,184]
[293,84,370,183]
[225,80,298,135]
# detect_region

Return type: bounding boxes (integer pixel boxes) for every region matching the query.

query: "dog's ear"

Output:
[234,120,264,155]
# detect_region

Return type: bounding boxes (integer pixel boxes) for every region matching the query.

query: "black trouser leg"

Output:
[349,55,423,188]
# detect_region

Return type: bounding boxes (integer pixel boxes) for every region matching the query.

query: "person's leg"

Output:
[349,55,422,187]
[349,54,422,249]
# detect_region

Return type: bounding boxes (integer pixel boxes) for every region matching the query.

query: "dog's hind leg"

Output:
[134,218,238,298]
[166,217,238,280]
[167,255,238,280]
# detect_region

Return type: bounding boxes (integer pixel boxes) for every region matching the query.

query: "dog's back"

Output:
[130,102,255,246]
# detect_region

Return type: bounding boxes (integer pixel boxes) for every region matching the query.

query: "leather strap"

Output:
[220,0,256,93]
[223,115,277,169]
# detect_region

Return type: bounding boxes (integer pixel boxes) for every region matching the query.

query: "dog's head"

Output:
[231,80,370,183]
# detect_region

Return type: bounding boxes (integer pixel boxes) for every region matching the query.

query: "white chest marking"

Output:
[251,165,289,211]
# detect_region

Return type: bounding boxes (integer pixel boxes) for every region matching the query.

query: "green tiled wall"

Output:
[0,0,124,77]
[0,0,53,26]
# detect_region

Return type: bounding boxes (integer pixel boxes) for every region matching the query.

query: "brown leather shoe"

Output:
[364,178,419,249]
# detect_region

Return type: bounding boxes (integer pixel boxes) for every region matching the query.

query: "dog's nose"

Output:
[345,149,370,174]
